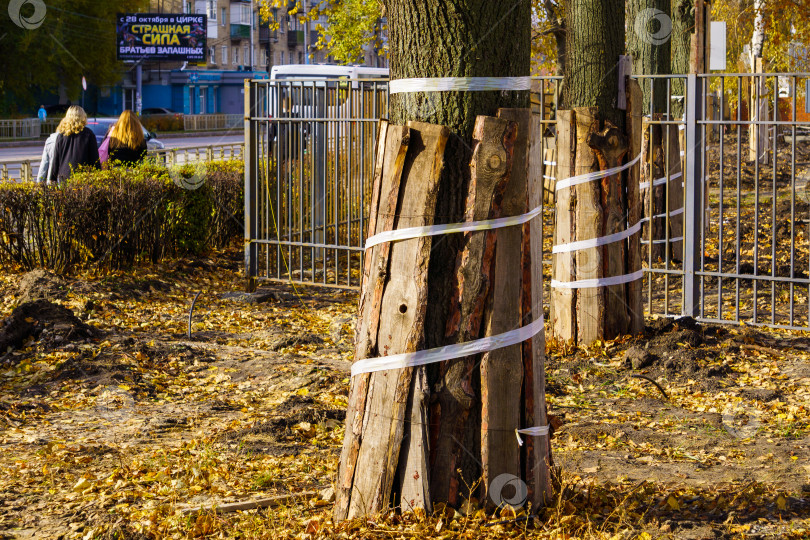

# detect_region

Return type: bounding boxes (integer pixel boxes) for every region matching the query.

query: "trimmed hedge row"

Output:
[0,161,243,272]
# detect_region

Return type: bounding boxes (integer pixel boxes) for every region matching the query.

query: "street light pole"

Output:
[250,0,254,70]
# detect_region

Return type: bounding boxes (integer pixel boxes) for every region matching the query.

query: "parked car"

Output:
[141,107,182,117]
[86,118,165,150]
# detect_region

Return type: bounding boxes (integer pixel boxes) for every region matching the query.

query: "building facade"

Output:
[97,0,385,116]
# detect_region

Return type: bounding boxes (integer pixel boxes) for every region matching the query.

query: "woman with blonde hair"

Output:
[107,110,147,165]
[49,105,99,182]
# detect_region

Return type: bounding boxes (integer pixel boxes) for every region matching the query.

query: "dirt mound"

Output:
[0,300,100,354]
[16,269,68,304]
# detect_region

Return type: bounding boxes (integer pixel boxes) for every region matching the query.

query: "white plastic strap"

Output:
[639,171,682,190]
[515,425,550,446]
[641,236,684,244]
[552,221,642,254]
[365,206,543,250]
[555,151,642,191]
[351,315,544,377]
[544,160,557,166]
[389,76,533,94]
[551,269,644,290]
[639,207,684,223]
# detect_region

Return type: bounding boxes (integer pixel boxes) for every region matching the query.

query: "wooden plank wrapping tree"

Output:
[335,111,552,519]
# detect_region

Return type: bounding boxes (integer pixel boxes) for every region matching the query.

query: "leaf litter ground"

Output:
[0,246,808,539]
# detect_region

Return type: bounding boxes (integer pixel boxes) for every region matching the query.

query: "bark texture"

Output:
[627,0,672,115]
[671,0,693,117]
[562,0,625,129]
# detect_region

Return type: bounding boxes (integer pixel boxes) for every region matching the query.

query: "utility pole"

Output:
[250,0,255,70]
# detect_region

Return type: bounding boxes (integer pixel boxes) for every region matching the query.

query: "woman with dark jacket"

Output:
[107,110,147,165]
[49,106,99,183]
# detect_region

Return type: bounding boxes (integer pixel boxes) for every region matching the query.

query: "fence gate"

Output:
[245,73,810,330]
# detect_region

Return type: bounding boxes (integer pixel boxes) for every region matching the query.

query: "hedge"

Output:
[0,160,243,272]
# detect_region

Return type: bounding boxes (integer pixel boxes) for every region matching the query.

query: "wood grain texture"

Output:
[346,122,448,519]
[551,110,576,342]
[526,114,553,508]
[626,80,644,335]
[335,124,411,521]
[573,107,602,345]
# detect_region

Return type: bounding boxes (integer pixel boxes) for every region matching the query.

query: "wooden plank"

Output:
[431,115,515,507]
[334,123,410,521]
[477,108,528,501]
[526,114,553,508]
[626,80,644,335]
[347,122,449,518]
[573,107,603,345]
[550,110,576,342]
[587,123,629,337]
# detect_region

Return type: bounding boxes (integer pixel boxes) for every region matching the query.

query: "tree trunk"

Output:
[552,0,643,344]
[335,0,550,521]
[627,0,671,115]
[671,0,693,118]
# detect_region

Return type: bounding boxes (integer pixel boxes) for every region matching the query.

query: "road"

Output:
[0,134,244,163]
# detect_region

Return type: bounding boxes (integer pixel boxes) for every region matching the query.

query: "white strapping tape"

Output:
[639,171,682,190]
[641,236,684,244]
[639,207,684,223]
[552,221,642,254]
[544,160,557,166]
[555,151,642,191]
[364,206,543,250]
[516,425,550,446]
[551,269,644,289]
[389,77,533,94]
[350,315,544,377]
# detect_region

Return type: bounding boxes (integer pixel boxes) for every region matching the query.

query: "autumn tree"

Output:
[0,0,145,114]
[551,0,643,344]
[335,0,552,521]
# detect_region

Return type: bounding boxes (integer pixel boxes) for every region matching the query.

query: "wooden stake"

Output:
[551,110,576,341]
[626,80,644,335]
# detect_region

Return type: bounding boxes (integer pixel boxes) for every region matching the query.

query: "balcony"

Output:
[230,23,250,40]
[287,30,303,47]
[259,26,276,43]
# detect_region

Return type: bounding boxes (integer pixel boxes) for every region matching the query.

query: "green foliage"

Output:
[141,115,184,133]
[0,0,146,115]
[0,160,244,272]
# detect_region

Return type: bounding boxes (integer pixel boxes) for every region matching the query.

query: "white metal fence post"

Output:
[683,74,704,318]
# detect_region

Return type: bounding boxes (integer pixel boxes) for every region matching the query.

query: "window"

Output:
[243,45,249,67]
[280,51,284,64]
[221,45,227,65]
[208,46,215,63]
[233,47,239,65]
[184,1,192,14]
[221,7,226,26]
[207,1,216,20]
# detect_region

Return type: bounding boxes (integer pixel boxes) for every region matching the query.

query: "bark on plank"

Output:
[573,107,603,345]
[551,110,576,342]
[477,109,529,503]
[587,123,629,337]
[432,115,516,507]
[394,121,451,515]
[335,124,411,521]
[346,122,449,519]
[525,114,553,508]
[626,80,644,335]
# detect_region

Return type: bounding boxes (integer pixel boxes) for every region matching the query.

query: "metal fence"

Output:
[244,73,810,330]
[184,113,243,131]
[0,118,41,139]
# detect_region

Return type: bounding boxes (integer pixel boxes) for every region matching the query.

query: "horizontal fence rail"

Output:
[184,113,243,131]
[0,118,41,140]
[245,73,810,330]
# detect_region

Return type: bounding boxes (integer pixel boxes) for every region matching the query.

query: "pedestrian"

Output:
[36,129,59,183]
[106,110,147,165]
[37,105,47,122]
[49,105,99,183]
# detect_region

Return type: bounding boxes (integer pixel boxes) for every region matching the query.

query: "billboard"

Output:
[117,13,206,62]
